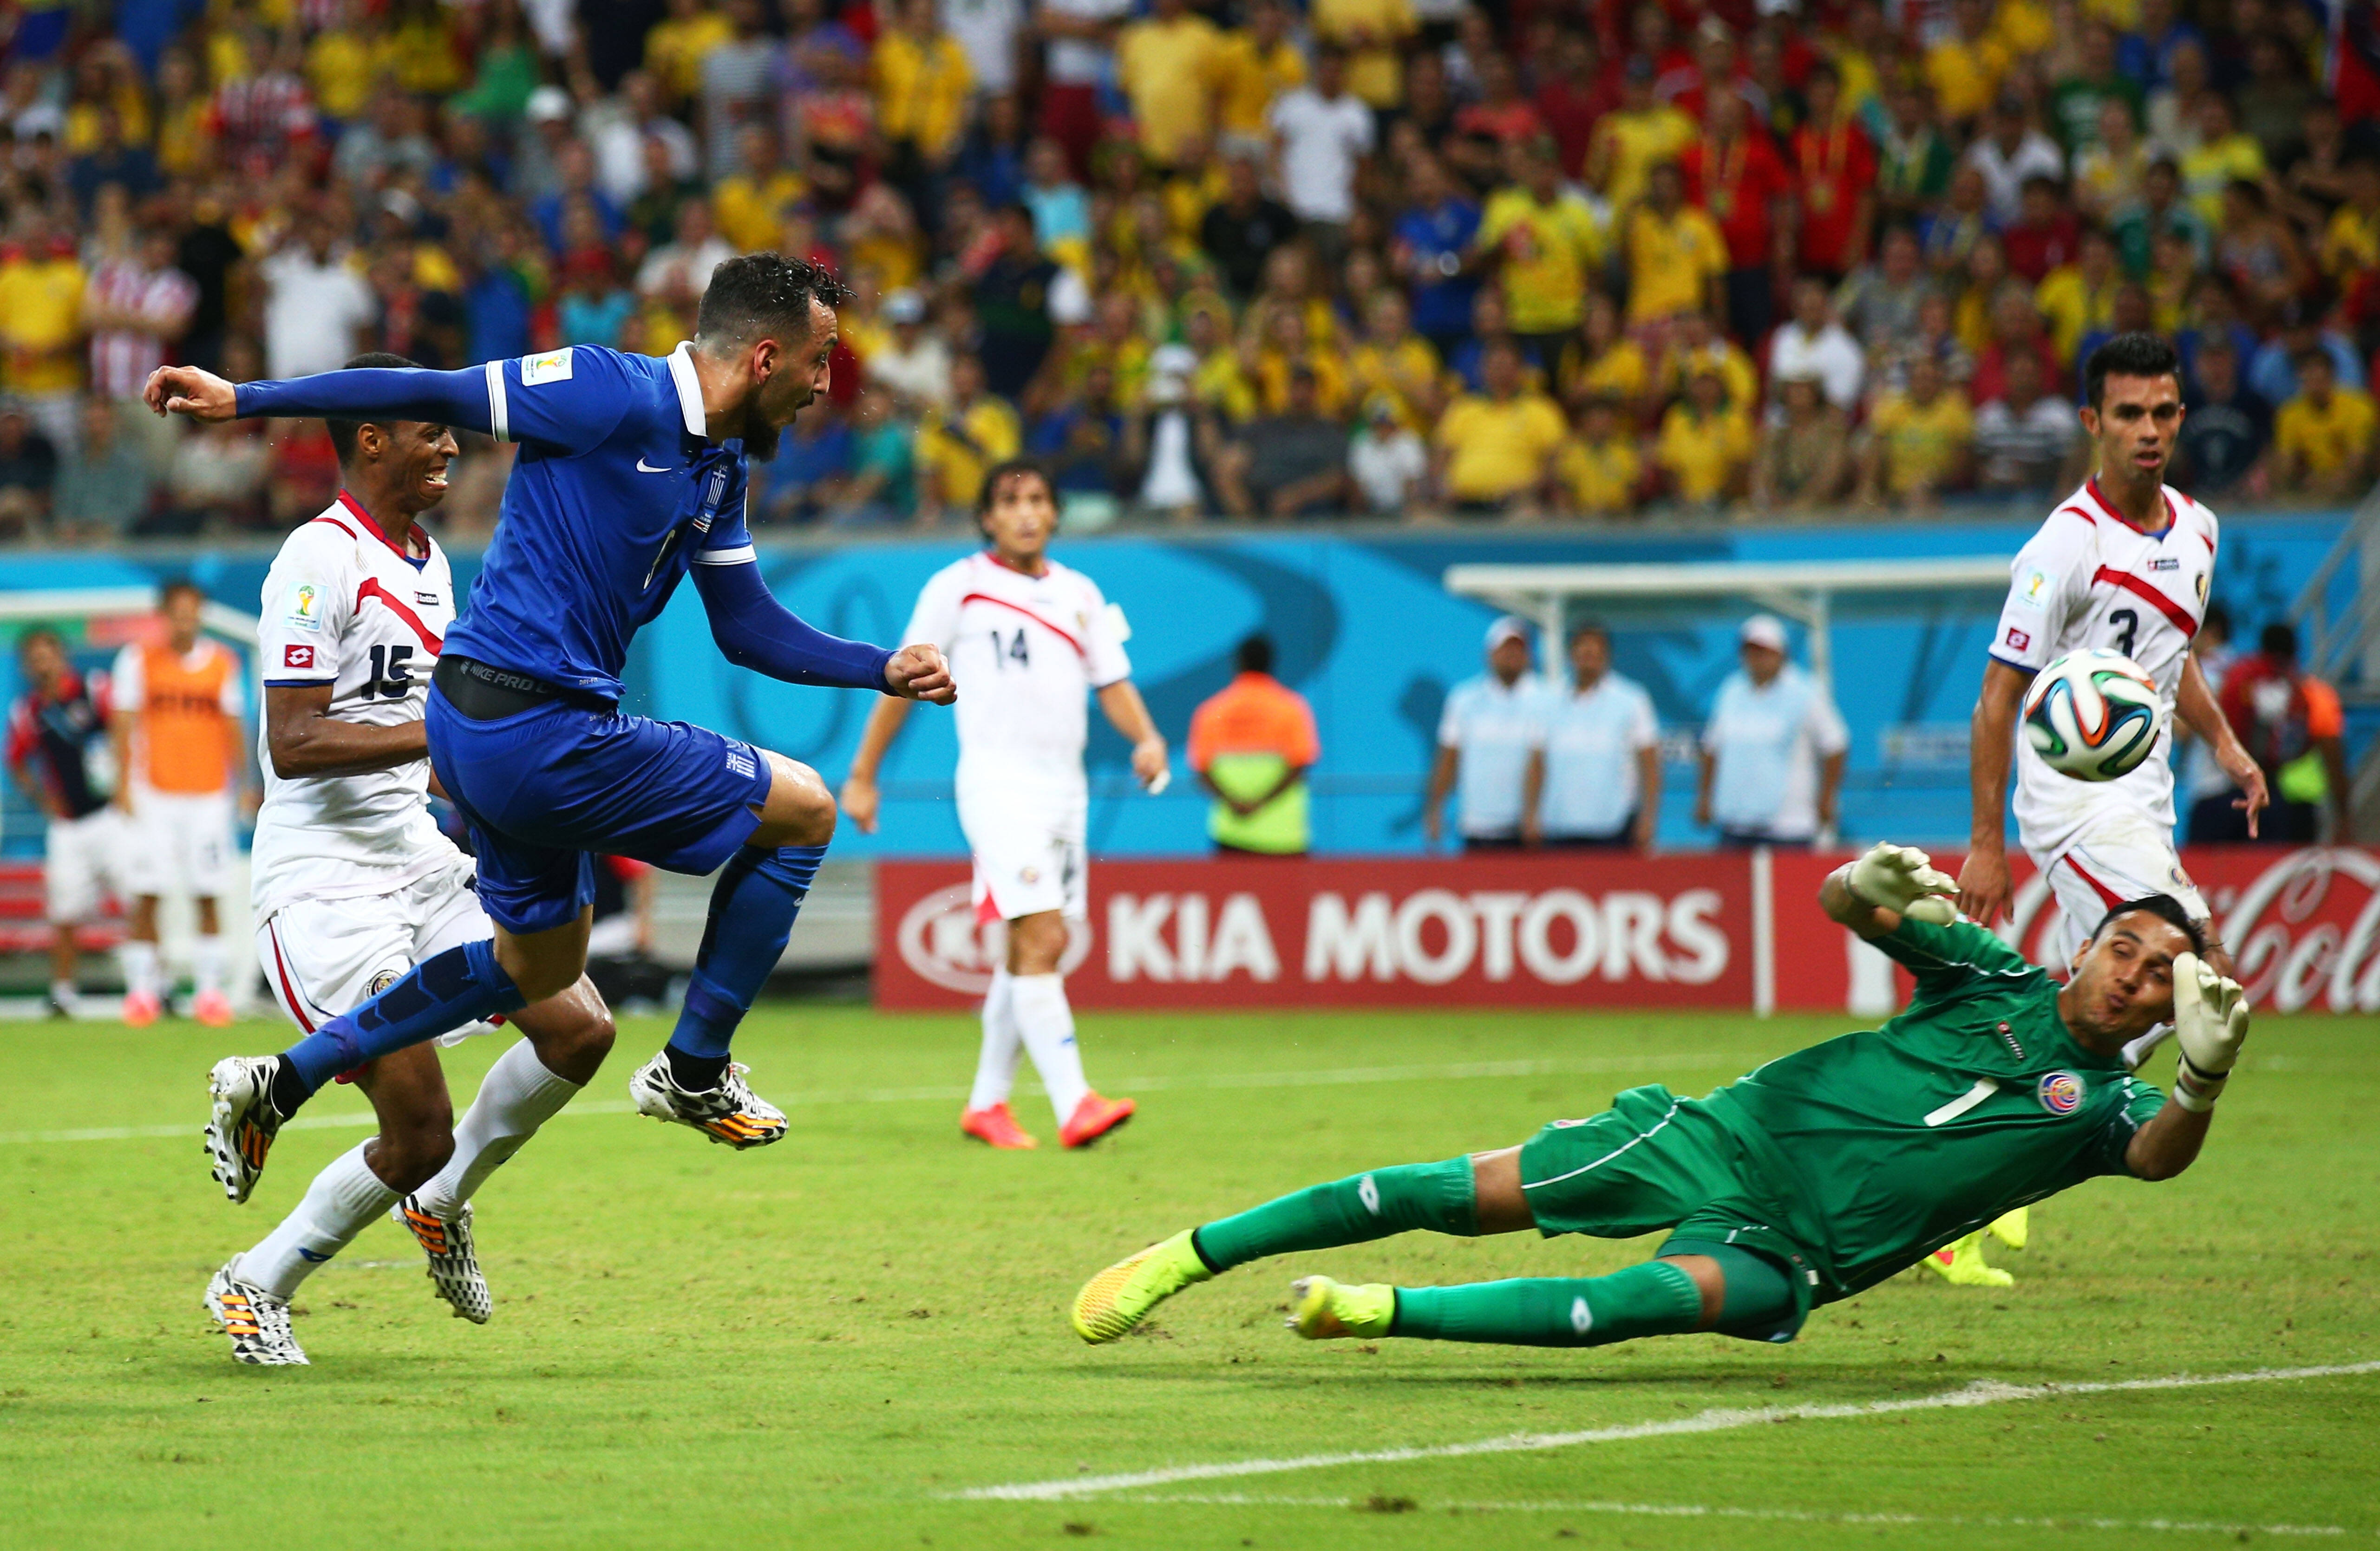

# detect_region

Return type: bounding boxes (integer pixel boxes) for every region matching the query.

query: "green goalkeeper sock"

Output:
[1390,1259,1704,1347]
[1191,1158,1478,1272]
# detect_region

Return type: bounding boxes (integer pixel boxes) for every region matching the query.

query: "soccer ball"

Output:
[2022,649,2163,781]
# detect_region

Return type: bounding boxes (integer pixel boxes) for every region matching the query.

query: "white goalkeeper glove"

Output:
[2169,951,2249,1112]
[1842,842,1960,925]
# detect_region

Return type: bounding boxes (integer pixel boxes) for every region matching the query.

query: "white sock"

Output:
[194,934,226,997]
[239,1141,399,1298]
[411,1040,582,1219]
[1010,972,1090,1125]
[49,978,76,1006]
[120,939,159,1000]
[968,968,1023,1112]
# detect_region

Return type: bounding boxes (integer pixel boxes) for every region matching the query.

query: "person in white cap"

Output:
[1425,617,1547,850]
[1695,615,1848,847]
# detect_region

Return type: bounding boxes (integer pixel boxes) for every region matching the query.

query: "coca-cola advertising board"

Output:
[876,847,2380,1014]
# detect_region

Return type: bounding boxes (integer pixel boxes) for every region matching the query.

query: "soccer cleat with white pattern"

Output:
[627,1054,787,1149]
[205,1055,284,1204]
[392,1196,492,1323]
[206,1260,307,1366]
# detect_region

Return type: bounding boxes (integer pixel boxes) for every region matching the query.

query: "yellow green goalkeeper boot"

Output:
[1922,1232,2015,1288]
[1987,1206,2029,1251]
[1072,1229,1211,1343]
[1287,1276,1395,1340]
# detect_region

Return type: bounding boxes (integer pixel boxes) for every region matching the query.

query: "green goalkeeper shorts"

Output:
[1517,1083,1821,1341]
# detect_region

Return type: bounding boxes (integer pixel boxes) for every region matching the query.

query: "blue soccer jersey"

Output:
[454,343,754,698]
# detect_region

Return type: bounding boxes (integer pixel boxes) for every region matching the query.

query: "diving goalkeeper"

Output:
[1072,843,2248,1349]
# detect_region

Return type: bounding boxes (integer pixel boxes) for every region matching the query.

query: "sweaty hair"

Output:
[328,352,425,465]
[694,253,852,353]
[975,457,1056,521]
[2090,894,2207,958]
[2083,331,2181,409]
[2260,620,2298,662]
[1236,633,1275,674]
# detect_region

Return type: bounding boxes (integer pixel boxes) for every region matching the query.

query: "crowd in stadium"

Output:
[0,0,2377,535]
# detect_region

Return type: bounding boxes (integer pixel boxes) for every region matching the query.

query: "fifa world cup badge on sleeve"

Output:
[2037,1071,2085,1114]
[521,347,575,385]
[287,583,322,631]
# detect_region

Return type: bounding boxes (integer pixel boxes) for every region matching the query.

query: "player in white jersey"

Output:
[1942,333,2269,1288]
[842,460,1167,1150]
[206,354,616,1366]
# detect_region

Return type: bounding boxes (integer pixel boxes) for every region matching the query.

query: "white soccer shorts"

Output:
[255,857,500,1047]
[2032,809,2212,969]
[122,789,235,899]
[44,808,124,923]
[959,788,1088,924]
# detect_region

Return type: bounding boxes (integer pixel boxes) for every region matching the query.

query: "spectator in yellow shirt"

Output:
[1473,137,1608,363]
[1556,293,1654,424]
[0,221,89,449]
[644,0,735,107]
[2319,156,2380,281]
[914,352,1024,521]
[1347,289,1445,430]
[1118,0,1226,169]
[875,0,973,178]
[1656,367,1757,508]
[1433,339,1567,512]
[2274,351,2380,502]
[1622,162,1728,326]
[1655,309,1758,418]
[2034,228,2122,367]
[712,125,807,254]
[1310,0,1417,109]
[1587,56,1696,218]
[1859,354,1975,508]
[1925,0,2012,124]
[1215,0,1306,144]
[1554,397,1642,517]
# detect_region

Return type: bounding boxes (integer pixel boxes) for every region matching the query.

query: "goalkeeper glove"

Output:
[2169,951,2249,1112]
[1842,842,1960,925]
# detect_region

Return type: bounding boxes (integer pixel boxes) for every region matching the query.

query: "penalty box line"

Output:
[1095,1495,2354,1538]
[955,1360,2380,1503]
[0,1051,1749,1146]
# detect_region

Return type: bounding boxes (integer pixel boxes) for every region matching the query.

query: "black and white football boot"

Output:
[627,1055,788,1148]
[205,1056,285,1204]
[205,1258,307,1366]
[391,1196,493,1323]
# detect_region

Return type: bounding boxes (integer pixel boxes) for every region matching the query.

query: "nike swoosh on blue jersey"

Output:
[636,457,672,472]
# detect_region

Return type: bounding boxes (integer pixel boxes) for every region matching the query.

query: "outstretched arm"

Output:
[1821,842,1960,941]
[2175,652,2267,838]
[1956,659,2031,924]
[691,560,954,700]
[145,362,496,437]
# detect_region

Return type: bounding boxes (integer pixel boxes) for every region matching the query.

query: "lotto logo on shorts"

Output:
[2037,1071,2085,1114]
[283,644,315,669]
[726,748,756,779]
[2004,626,2031,651]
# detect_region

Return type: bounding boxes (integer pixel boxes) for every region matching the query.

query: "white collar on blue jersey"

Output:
[666,341,708,440]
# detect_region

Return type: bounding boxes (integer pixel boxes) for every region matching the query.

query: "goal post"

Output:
[1441,556,2016,690]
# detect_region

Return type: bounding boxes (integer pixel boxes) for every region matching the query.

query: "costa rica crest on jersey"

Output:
[2037,1071,2085,1114]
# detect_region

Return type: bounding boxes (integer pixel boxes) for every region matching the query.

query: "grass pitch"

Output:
[0,1004,2374,1549]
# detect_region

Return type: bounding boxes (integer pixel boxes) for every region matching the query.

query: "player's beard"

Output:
[744,418,783,461]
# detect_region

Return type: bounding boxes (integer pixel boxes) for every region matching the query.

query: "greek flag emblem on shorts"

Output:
[726,747,757,780]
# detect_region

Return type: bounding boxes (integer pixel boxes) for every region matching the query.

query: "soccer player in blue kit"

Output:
[146,255,956,1203]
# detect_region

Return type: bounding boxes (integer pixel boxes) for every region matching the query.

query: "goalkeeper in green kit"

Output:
[1071,843,2250,1349]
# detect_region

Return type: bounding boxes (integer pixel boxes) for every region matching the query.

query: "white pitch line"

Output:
[957,1361,2380,1502]
[1097,1495,2353,1538]
[0,1052,1744,1146]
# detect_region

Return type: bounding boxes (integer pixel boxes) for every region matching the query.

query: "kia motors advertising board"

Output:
[878,847,2380,1014]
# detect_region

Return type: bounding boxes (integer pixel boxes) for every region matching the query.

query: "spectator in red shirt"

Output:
[2001,175,2082,282]
[1455,53,1549,147]
[1683,91,1792,342]
[1969,286,2066,402]
[2209,622,2351,844]
[1535,29,1618,177]
[1791,61,1877,281]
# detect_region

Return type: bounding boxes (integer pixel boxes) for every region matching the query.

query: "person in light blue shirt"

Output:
[1523,622,1661,851]
[1425,617,1546,849]
[1697,614,1849,848]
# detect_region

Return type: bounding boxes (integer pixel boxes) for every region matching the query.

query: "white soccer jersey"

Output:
[901,551,1134,800]
[251,493,464,918]
[1991,477,2218,856]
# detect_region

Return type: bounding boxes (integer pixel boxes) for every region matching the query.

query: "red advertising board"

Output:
[877,847,2380,1015]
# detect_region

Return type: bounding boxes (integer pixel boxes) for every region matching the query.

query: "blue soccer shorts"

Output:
[425,687,775,935]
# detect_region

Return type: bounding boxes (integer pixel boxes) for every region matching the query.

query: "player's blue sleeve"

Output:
[236,366,496,436]
[691,556,896,693]
[233,348,637,456]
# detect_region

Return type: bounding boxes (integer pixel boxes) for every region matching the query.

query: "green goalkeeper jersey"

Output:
[1700,915,2166,1298]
